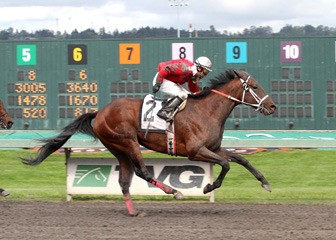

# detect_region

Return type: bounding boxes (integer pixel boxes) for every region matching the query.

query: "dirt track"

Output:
[1,201,335,240]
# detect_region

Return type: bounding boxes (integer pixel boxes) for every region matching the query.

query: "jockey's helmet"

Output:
[195,56,212,72]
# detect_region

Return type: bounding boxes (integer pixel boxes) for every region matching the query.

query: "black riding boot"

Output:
[157,96,183,122]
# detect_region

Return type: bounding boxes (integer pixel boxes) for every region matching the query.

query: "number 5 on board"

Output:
[17,45,37,66]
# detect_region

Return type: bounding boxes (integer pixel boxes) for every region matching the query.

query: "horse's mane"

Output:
[188,68,238,99]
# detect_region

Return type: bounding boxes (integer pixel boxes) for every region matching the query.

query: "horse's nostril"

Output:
[8,121,13,128]
[271,105,277,110]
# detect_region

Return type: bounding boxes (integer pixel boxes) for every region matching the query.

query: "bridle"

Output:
[211,75,269,113]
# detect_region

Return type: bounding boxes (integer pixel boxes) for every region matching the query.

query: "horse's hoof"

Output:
[1,190,10,197]
[128,211,146,217]
[262,183,272,192]
[137,212,147,217]
[203,183,212,194]
[128,211,139,217]
[174,191,184,200]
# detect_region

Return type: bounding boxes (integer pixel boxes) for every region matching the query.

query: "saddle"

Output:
[140,94,187,156]
[140,94,186,131]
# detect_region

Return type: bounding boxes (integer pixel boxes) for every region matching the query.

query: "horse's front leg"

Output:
[0,188,9,197]
[217,148,271,192]
[133,167,184,200]
[188,146,231,194]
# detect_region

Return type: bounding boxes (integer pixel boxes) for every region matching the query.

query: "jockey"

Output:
[152,56,212,122]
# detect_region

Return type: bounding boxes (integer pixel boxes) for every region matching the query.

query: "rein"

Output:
[211,76,269,112]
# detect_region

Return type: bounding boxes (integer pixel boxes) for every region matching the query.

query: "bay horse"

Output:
[22,69,276,216]
[0,99,14,197]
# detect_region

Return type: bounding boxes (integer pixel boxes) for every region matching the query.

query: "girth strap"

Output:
[166,122,176,156]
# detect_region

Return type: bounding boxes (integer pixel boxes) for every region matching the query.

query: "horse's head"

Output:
[190,69,276,115]
[203,69,276,115]
[230,69,276,115]
[0,99,13,129]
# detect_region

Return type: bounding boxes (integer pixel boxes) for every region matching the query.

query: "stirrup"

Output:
[157,110,173,122]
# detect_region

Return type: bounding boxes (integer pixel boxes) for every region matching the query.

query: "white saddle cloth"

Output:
[140,94,169,131]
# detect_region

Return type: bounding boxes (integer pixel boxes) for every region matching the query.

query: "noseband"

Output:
[211,75,269,112]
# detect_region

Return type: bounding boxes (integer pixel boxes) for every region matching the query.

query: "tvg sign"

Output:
[117,165,206,189]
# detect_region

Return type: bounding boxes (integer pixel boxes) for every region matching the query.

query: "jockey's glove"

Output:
[152,82,161,93]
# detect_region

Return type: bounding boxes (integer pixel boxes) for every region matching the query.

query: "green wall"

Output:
[1,37,335,130]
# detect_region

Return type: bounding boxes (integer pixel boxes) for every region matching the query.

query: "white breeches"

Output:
[160,80,190,100]
[153,73,190,100]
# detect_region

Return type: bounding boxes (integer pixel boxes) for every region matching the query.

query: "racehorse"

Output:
[22,69,276,216]
[0,99,14,197]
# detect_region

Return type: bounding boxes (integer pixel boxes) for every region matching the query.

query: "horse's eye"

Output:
[252,84,258,89]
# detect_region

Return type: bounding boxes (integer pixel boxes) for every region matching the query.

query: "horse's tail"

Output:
[21,112,98,166]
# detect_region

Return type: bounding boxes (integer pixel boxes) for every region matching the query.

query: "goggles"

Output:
[202,68,210,75]
[197,66,209,75]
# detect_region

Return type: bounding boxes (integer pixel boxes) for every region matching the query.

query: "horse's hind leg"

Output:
[117,156,137,216]
[217,148,271,192]
[107,144,183,216]
[106,148,138,216]
[119,142,184,200]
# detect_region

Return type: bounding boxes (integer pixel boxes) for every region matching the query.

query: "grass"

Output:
[215,149,336,204]
[1,149,336,205]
